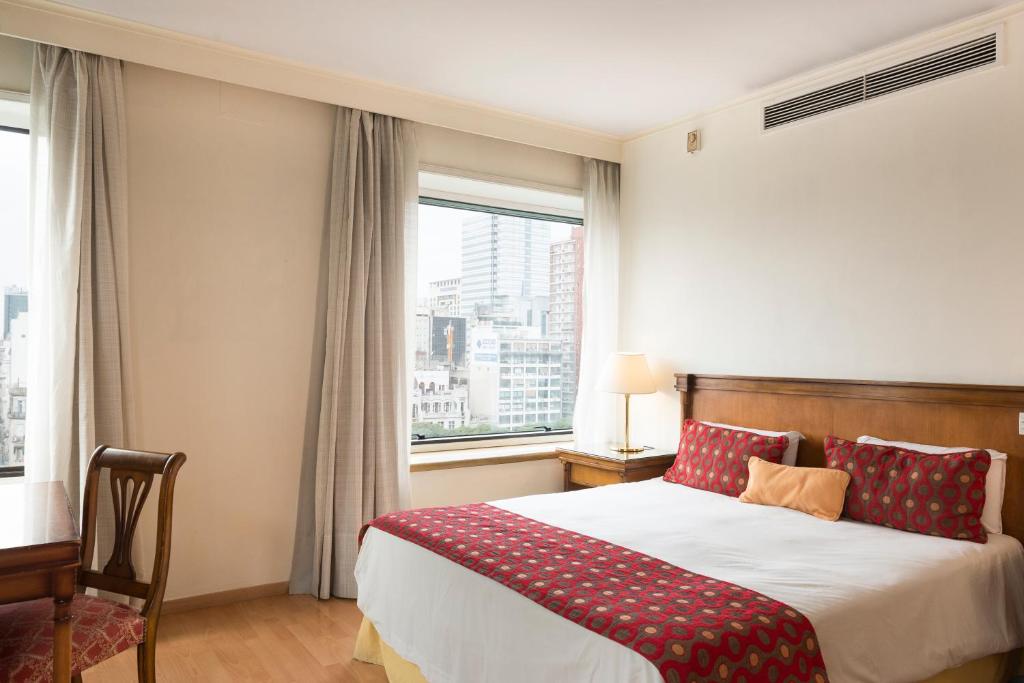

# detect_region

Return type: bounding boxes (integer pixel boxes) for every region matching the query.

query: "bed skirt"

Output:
[353,617,1019,683]
[353,618,430,683]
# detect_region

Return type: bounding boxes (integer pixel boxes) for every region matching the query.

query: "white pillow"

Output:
[856,435,1007,535]
[702,421,803,467]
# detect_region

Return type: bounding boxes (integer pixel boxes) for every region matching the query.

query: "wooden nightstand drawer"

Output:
[557,445,676,492]
[568,463,622,488]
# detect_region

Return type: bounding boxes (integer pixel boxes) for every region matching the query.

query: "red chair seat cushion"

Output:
[0,594,146,681]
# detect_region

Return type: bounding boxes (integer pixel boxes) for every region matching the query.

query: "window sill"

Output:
[410,440,572,473]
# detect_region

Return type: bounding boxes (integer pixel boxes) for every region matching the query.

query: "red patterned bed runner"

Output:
[366,503,828,683]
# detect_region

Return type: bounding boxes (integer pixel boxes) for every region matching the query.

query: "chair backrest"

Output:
[79,445,186,620]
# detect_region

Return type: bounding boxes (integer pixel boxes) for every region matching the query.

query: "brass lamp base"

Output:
[614,393,646,457]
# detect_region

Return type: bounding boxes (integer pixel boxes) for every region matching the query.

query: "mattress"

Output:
[355,478,1024,683]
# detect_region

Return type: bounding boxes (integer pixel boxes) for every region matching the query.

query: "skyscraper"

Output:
[430,316,467,366]
[0,311,27,466]
[428,278,461,316]
[414,308,431,366]
[3,288,27,339]
[0,289,27,467]
[460,215,550,328]
[549,226,583,418]
[467,325,563,429]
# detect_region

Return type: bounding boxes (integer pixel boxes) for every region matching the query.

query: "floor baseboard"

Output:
[162,581,290,615]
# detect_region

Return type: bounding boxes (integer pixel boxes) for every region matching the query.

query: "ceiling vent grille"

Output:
[764,32,997,130]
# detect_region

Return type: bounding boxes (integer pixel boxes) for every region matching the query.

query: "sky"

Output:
[416,204,573,296]
[417,204,464,292]
[0,129,29,292]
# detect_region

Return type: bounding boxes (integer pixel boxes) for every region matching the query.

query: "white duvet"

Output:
[355,478,1024,683]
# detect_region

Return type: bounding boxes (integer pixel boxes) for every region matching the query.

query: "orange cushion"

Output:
[0,594,145,680]
[739,456,851,521]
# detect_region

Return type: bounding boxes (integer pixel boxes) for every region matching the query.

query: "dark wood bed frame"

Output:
[675,373,1024,544]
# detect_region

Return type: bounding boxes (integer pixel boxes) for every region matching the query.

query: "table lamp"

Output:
[598,352,656,454]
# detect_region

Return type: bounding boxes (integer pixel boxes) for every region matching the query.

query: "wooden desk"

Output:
[0,481,81,682]
[557,444,677,491]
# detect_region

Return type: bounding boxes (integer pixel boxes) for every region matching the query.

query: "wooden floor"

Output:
[85,595,388,682]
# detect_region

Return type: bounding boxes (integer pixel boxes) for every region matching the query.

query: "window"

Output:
[411,172,583,443]
[0,95,30,477]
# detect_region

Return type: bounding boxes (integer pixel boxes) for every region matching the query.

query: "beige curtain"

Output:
[25,45,135,574]
[290,107,415,599]
[572,159,622,447]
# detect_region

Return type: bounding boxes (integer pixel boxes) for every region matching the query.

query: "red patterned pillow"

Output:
[664,419,789,497]
[824,435,989,543]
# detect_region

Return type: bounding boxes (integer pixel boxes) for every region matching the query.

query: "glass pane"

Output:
[413,202,582,439]
[0,124,30,470]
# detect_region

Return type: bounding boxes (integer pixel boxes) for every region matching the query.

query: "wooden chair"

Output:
[0,446,185,682]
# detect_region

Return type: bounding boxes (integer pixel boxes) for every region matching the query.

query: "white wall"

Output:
[412,459,562,508]
[122,63,334,599]
[0,1,621,161]
[0,35,32,92]
[0,31,583,600]
[620,15,1024,449]
[118,63,582,600]
[418,123,583,191]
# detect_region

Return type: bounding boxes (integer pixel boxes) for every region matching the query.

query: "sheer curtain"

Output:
[290,107,416,599]
[572,158,622,447]
[25,45,135,577]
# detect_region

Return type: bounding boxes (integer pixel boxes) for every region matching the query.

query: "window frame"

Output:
[418,196,583,227]
[0,110,29,478]
[411,193,583,451]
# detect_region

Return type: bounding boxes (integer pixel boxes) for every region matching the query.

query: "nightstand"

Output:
[556,444,677,491]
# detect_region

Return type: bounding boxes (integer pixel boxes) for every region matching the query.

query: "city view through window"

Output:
[0,123,29,472]
[413,200,583,440]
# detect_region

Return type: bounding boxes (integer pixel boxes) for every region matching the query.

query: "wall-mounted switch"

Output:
[686,130,701,154]
[1019,412,1024,436]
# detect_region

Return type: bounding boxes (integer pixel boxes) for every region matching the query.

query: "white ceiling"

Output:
[56,0,1016,137]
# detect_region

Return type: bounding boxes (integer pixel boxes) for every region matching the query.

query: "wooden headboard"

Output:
[675,373,1024,544]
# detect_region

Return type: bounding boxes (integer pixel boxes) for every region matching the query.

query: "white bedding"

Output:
[355,478,1024,683]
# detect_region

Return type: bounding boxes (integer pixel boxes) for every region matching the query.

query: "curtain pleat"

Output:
[26,44,135,581]
[572,159,622,447]
[291,107,415,599]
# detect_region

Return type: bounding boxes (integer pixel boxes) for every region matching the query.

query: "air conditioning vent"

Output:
[764,32,997,130]
[764,78,865,130]
[865,33,996,99]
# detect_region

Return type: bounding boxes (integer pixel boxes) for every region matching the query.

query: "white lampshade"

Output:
[598,352,656,395]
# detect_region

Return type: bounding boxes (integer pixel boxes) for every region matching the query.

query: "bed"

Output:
[354,374,1024,682]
